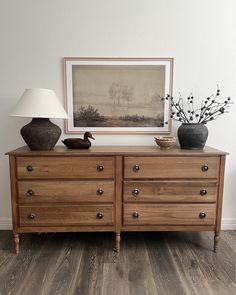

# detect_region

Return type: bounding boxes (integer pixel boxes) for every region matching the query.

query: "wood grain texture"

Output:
[126,233,157,295]
[17,156,115,179]
[122,225,215,232]
[181,231,236,295]
[156,232,214,295]
[123,180,217,203]
[6,146,227,254]
[17,225,116,233]
[0,231,235,295]
[123,204,216,226]
[0,233,46,295]
[114,156,122,251]
[17,234,83,295]
[6,145,228,156]
[9,156,18,233]
[146,232,189,295]
[18,180,114,203]
[214,155,226,252]
[124,156,219,179]
[19,205,114,226]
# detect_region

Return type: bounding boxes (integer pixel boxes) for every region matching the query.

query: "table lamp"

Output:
[9,88,69,150]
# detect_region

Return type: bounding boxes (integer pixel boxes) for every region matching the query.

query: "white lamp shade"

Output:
[9,88,69,119]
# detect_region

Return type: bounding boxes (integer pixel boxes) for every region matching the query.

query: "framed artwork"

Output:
[64,57,173,134]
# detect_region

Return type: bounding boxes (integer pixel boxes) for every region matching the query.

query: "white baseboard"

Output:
[0,218,12,230]
[0,218,235,230]
[221,218,236,230]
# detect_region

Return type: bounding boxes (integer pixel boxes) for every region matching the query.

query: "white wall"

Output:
[0,0,235,229]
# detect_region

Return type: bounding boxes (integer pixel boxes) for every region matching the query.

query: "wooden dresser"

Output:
[6,146,227,254]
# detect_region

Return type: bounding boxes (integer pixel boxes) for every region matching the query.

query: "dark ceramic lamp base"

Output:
[20,118,61,150]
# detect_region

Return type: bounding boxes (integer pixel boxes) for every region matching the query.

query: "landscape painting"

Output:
[64,58,173,133]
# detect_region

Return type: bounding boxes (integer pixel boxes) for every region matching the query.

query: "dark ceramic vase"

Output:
[177,123,208,150]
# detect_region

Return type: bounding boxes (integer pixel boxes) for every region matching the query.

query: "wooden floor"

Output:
[0,231,235,295]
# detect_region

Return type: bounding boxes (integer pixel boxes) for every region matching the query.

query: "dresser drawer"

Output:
[19,205,114,226]
[123,181,217,203]
[17,157,114,179]
[124,157,219,179]
[18,180,114,203]
[123,204,216,226]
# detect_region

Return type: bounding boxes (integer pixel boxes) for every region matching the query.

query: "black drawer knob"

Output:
[199,212,206,219]
[132,188,140,196]
[27,189,34,196]
[96,212,103,219]
[132,212,139,218]
[200,189,207,196]
[96,188,104,195]
[27,165,33,172]
[133,164,140,172]
[28,213,36,220]
[97,164,104,172]
[201,164,208,172]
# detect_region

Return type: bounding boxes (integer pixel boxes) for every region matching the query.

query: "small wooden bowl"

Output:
[154,136,176,150]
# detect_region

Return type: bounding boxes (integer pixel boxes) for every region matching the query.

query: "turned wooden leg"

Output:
[214,231,220,253]
[13,233,19,254]
[115,233,121,253]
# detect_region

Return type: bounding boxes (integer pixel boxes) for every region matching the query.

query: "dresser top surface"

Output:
[6,145,227,156]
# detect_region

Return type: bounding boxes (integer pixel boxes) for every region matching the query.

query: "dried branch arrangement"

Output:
[161,87,232,124]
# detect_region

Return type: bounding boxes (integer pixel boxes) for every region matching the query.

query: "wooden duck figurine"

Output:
[62,132,95,149]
